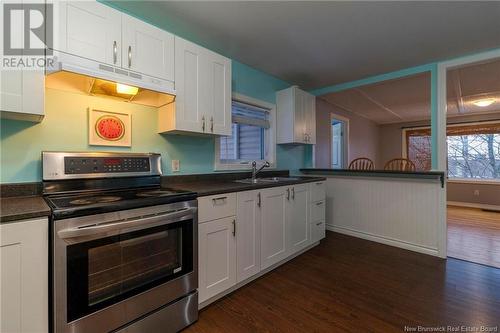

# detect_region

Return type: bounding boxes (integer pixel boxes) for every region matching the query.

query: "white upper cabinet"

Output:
[122,15,174,81]
[277,86,316,144]
[54,1,174,83]
[0,2,44,121]
[54,1,122,66]
[158,37,232,136]
[205,49,232,136]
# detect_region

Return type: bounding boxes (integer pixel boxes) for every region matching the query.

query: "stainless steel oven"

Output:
[53,199,198,333]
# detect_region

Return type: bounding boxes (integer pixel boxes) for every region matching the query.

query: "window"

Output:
[215,94,276,170]
[404,122,500,180]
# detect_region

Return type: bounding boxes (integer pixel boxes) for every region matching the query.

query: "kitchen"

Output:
[1,1,499,333]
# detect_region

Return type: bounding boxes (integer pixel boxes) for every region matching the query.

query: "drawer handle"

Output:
[316,222,323,226]
[212,196,227,204]
[316,182,323,185]
[316,201,324,206]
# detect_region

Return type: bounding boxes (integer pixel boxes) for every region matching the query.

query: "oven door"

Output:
[53,201,198,333]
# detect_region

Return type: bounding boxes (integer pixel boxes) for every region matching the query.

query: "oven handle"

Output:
[57,207,196,240]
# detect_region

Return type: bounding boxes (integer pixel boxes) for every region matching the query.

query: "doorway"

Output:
[331,115,348,169]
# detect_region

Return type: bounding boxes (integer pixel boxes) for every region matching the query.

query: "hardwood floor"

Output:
[447,205,500,268]
[185,232,500,333]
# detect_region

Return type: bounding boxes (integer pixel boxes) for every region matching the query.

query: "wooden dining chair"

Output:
[348,158,374,171]
[384,158,416,172]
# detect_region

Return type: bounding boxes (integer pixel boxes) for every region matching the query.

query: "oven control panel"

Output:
[64,157,150,174]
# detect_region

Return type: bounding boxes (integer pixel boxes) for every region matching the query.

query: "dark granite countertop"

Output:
[165,176,326,197]
[300,168,445,187]
[0,196,51,223]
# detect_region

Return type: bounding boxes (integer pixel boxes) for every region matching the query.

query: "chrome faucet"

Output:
[251,160,270,183]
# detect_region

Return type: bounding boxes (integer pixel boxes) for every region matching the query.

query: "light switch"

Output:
[171,160,180,172]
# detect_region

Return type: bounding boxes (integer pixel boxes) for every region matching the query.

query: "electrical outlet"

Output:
[473,189,480,196]
[171,160,180,172]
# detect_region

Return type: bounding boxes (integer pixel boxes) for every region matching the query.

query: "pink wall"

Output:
[315,98,380,168]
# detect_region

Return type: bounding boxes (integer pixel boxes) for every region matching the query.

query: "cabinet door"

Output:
[288,184,310,254]
[260,187,288,270]
[236,191,261,282]
[174,37,205,133]
[198,217,236,303]
[304,92,316,144]
[1,70,44,120]
[56,1,121,66]
[122,15,174,81]
[0,218,48,333]
[311,220,326,243]
[293,88,307,143]
[205,50,232,136]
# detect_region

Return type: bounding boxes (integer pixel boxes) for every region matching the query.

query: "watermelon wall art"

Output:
[88,108,132,147]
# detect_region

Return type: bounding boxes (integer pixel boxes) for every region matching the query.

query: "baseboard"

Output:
[447,201,500,212]
[326,225,439,257]
[198,241,320,309]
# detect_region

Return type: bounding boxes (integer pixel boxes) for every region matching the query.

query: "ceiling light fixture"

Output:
[472,98,495,107]
[116,83,139,96]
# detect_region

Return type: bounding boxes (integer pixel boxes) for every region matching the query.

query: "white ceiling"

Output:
[109,1,500,89]
[320,58,500,124]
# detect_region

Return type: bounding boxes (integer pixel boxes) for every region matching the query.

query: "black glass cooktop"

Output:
[45,187,197,219]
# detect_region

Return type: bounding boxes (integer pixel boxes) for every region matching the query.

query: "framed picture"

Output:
[88,108,132,147]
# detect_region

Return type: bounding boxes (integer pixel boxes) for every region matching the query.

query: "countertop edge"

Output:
[0,196,51,224]
[167,176,327,197]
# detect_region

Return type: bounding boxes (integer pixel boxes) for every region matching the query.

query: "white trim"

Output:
[448,178,500,185]
[437,48,500,259]
[214,93,277,171]
[447,201,500,212]
[329,113,350,168]
[326,225,439,257]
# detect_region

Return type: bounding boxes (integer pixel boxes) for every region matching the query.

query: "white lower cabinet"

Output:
[198,216,236,303]
[260,186,288,270]
[198,182,324,305]
[0,218,48,333]
[236,190,261,282]
[287,184,310,254]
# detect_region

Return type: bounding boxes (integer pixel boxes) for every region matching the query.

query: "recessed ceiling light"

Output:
[472,98,495,107]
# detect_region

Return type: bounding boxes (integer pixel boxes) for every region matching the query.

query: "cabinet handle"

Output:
[113,41,117,64]
[291,187,295,200]
[210,116,214,132]
[212,196,227,204]
[286,188,290,201]
[128,45,132,67]
[202,116,205,132]
[316,182,323,185]
[257,192,261,207]
[316,201,323,206]
[316,221,323,226]
[232,219,236,237]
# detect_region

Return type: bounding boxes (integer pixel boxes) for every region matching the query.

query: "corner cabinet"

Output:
[0,218,48,333]
[158,37,232,136]
[0,1,44,122]
[276,86,316,144]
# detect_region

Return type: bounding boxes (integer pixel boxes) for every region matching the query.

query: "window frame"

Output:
[402,120,500,183]
[214,92,276,171]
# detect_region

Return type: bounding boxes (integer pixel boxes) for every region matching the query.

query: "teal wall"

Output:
[0,61,311,183]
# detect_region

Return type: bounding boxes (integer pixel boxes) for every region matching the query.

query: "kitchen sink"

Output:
[234,177,300,184]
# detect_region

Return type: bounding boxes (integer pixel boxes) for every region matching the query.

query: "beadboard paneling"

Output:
[325,177,443,256]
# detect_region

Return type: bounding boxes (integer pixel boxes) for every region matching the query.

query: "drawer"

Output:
[310,200,325,222]
[310,181,326,202]
[198,193,237,223]
[311,220,326,243]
